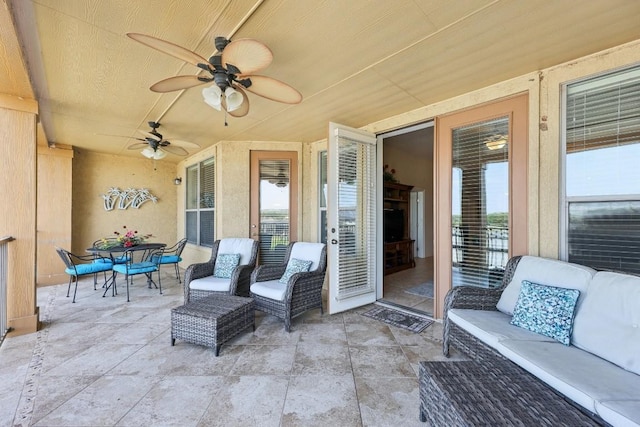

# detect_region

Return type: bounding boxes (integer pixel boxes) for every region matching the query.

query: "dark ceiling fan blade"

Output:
[222,39,273,75]
[243,75,302,104]
[224,86,250,117]
[161,144,189,156]
[127,142,149,150]
[138,130,161,140]
[127,33,209,68]
[150,75,208,93]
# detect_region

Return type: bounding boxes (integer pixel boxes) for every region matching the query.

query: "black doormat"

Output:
[362,306,433,333]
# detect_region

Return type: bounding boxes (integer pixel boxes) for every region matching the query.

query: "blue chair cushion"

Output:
[152,255,181,264]
[113,262,157,275]
[93,258,113,266]
[65,263,113,276]
[94,256,127,264]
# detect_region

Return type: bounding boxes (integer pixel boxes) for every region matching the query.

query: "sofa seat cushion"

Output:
[251,280,286,301]
[572,271,640,376]
[448,309,558,350]
[595,399,640,427]
[496,256,595,315]
[189,276,231,293]
[499,339,640,415]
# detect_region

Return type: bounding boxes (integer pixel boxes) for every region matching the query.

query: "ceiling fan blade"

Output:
[224,86,250,118]
[161,144,189,156]
[243,75,302,104]
[222,39,273,75]
[127,33,209,68]
[150,75,207,93]
[137,130,161,140]
[165,139,200,149]
[98,133,145,142]
[127,142,149,150]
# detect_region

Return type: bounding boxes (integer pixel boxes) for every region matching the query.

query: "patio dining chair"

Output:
[56,247,113,303]
[152,238,187,282]
[250,242,327,332]
[111,244,165,302]
[184,238,259,301]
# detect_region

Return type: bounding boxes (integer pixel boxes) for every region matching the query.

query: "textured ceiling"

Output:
[4,0,640,162]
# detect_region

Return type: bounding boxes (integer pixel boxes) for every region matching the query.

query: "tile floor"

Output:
[0,267,465,427]
[382,257,434,316]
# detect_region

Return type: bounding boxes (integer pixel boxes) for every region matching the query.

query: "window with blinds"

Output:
[185,157,215,246]
[564,66,640,273]
[452,117,509,288]
[336,137,376,298]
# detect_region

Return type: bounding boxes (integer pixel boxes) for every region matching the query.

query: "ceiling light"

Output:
[485,135,508,150]
[202,84,244,112]
[141,147,167,160]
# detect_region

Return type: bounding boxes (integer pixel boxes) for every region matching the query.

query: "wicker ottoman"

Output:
[171,294,254,356]
[419,360,602,426]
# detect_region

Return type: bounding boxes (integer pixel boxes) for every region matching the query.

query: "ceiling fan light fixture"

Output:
[224,87,243,112]
[141,146,167,160]
[202,85,223,111]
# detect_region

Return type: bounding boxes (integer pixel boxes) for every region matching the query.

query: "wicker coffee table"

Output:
[171,294,254,356]
[419,360,603,426]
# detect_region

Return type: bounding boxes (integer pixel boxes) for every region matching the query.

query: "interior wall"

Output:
[383,130,434,257]
[72,150,177,255]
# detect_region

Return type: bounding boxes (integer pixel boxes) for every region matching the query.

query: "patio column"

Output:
[0,94,40,336]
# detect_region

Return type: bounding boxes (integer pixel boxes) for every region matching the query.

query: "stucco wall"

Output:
[72,150,177,255]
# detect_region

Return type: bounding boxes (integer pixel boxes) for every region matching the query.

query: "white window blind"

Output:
[185,157,215,246]
[336,136,376,297]
[564,66,640,273]
[452,117,509,288]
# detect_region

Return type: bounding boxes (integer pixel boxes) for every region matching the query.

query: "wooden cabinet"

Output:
[383,182,414,275]
[384,239,415,274]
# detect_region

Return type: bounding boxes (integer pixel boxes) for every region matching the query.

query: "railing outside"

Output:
[0,236,15,346]
[452,225,509,269]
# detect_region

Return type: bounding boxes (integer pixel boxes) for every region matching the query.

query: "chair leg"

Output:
[66,276,73,298]
[71,276,79,303]
[174,263,181,283]
[126,274,130,302]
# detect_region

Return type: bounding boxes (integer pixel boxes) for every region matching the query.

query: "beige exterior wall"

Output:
[72,150,178,256]
[37,145,73,286]
[0,96,39,336]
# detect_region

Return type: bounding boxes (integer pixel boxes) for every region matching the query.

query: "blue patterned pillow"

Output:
[213,253,241,279]
[510,280,580,345]
[279,258,313,284]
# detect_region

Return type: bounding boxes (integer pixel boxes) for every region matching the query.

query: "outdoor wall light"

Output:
[174,177,182,185]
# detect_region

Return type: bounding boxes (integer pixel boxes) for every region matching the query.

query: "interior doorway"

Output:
[379,122,435,316]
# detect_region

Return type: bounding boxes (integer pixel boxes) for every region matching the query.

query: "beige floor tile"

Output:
[281,375,362,427]
[349,345,415,378]
[292,343,352,376]
[355,376,424,427]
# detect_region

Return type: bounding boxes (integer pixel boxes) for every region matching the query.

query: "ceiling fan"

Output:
[124,121,199,159]
[127,33,303,119]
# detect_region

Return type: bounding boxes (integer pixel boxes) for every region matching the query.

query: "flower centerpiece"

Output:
[96,226,152,249]
[383,164,398,183]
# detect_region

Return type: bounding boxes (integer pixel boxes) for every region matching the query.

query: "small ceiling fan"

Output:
[127,33,302,119]
[123,121,199,159]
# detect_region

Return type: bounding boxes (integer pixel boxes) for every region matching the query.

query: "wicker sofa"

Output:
[442,255,640,427]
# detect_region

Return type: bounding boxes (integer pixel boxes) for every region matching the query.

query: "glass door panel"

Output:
[250,151,298,265]
[452,117,509,288]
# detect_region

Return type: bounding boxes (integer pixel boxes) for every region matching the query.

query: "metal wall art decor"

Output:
[101,187,158,211]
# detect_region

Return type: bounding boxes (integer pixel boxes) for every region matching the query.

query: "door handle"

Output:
[331,239,338,245]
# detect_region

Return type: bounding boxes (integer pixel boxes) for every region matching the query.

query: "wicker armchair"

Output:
[250,242,327,332]
[184,238,259,302]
